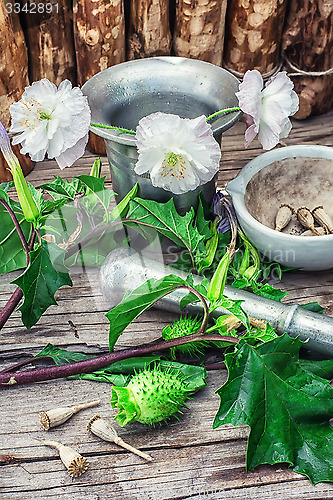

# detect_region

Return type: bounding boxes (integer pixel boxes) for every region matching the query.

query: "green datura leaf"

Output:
[106,274,188,350]
[231,276,288,302]
[12,241,72,329]
[76,175,115,217]
[300,302,325,314]
[38,175,83,201]
[214,333,333,485]
[125,197,205,261]
[35,343,93,364]
[298,358,333,379]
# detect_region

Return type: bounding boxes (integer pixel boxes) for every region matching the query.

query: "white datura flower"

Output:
[236,70,299,150]
[10,79,91,169]
[134,112,221,195]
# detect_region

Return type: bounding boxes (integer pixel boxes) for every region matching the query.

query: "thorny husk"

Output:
[111,364,199,426]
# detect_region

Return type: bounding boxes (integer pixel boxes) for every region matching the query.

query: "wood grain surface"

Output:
[1,113,333,499]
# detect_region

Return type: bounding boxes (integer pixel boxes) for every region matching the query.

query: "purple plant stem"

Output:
[0,198,30,257]
[0,288,24,330]
[205,362,226,371]
[0,355,50,374]
[0,333,239,387]
[0,207,36,330]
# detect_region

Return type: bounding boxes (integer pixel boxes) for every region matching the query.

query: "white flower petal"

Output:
[244,123,258,148]
[279,117,292,140]
[55,133,89,170]
[47,127,65,158]
[9,78,90,167]
[236,70,263,125]
[135,112,220,194]
[257,120,281,150]
[236,70,299,150]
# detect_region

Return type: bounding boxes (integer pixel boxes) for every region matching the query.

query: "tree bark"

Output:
[0,4,34,181]
[223,0,288,75]
[0,3,29,128]
[173,0,228,66]
[127,0,171,60]
[22,0,76,85]
[73,0,126,154]
[282,0,333,119]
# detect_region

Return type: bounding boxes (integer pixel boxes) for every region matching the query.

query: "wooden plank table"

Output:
[1,113,333,499]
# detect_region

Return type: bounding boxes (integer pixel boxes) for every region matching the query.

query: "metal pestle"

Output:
[100,247,333,357]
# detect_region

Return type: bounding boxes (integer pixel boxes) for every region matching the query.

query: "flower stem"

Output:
[90,108,241,134]
[0,333,239,386]
[0,355,50,374]
[0,198,30,260]
[0,226,36,330]
[183,285,209,333]
[90,123,136,135]
[0,287,24,331]
[206,107,241,121]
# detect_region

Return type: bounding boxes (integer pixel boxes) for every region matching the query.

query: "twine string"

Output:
[223,55,333,80]
[283,53,333,77]
[222,61,283,81]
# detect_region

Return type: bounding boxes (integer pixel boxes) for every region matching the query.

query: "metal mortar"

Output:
[100,247,333,357]
[82,56,242,214]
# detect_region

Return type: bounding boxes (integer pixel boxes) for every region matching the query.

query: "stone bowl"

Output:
[226,145,333,271]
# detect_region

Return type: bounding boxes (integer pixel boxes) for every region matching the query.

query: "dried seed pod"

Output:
[275,203,295,232]
[312,206,333,234]
[40,399,101,430]
[300,227,327,237]
[296,207,322,236]
[88,415,152,462]
[44,440,88,477]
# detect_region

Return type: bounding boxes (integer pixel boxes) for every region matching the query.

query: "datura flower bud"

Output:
[88,415,152,461]
[44,440,88,477]
[40,399,100,430]
[111,365,194,426]
[0,121,39,223]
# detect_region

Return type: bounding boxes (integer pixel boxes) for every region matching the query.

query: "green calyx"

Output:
[10,164,40,223]
[111,365,192,426]
[162,315,204,358]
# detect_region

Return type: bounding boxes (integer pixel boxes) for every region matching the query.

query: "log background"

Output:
[0,0,332,140]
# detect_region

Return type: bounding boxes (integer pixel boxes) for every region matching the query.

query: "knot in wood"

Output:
[85,29,99,46]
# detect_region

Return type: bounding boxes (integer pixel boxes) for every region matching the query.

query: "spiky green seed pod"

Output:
[111,366,193,426]
[162,315,204,358]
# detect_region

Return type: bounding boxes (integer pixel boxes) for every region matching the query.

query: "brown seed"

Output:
[312,206,333,234]
[274,203,295,232]
[296,207,322,236]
